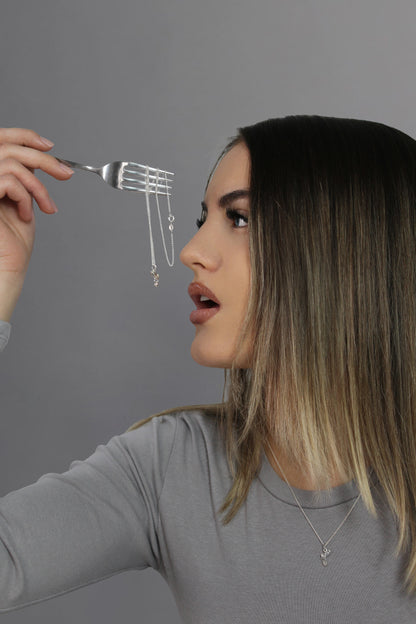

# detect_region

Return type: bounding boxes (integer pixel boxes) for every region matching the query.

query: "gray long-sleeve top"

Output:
[1,320,416,622]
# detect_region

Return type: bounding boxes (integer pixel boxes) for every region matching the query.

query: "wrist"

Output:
[0,275,25,322]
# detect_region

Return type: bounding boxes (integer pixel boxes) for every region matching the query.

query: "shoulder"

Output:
[97,405,223,464]
[106,405,231,503]
[76,406,224,503]
[120,404,225,467]
[126,403,223,436]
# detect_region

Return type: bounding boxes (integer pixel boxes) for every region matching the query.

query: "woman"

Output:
[0,116,415,622]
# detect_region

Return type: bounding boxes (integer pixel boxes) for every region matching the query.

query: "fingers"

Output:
[0,174,35,223]
[0,159,58,217]
[0,128,74,221]
[0,128,55,151]
[0,143,73,181]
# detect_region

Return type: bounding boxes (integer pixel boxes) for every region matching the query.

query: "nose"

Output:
[180,225,221,272]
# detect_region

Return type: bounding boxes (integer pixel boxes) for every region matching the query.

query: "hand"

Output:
[0,128,73,319]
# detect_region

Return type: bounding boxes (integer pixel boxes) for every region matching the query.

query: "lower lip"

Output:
[189,307,220,324]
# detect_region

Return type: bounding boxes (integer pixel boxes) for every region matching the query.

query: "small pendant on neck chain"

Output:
[320,546,331,566]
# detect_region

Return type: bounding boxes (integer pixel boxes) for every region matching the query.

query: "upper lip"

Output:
[188,282,220,307]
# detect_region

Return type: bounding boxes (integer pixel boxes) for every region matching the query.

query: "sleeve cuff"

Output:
[0,320,11,352]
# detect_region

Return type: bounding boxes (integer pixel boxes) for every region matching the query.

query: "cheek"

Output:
[234,260,251,316]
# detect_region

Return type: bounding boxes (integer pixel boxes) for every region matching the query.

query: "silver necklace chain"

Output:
[144,167,175,287]
[265,440,362,566]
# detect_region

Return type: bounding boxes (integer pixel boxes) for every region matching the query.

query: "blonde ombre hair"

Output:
[217,115,416,593]
[132,115,416,593]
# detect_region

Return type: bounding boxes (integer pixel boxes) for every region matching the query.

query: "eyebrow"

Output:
[201,189,250,211]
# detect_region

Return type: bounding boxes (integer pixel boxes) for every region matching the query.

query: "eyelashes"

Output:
[196,205,207,229]
[227,209,249,228]
[196,208,248,230]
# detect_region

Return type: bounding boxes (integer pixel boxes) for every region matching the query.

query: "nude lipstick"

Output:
[188,282,220,324]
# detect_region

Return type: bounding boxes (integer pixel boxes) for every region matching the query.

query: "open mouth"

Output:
[188,282,221,308]
[195,295,220,309]
[188,282,221,324]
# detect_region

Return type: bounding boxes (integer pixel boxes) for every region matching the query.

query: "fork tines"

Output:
[121,162,174,195]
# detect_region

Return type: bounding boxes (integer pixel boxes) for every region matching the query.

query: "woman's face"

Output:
[180,142,251,368]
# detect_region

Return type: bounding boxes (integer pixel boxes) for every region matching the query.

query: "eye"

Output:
[226,209,248,229]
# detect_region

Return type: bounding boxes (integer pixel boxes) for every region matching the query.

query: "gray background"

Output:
[0,0,415,621]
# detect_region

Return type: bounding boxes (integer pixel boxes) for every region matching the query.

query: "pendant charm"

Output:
[150,264,160,287]
[320,546,331,566]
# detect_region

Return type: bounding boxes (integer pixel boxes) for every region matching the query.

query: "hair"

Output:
[131,115,416,593]
[217,115,416,593]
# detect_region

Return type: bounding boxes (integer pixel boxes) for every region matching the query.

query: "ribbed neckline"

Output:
[258,448,361,509]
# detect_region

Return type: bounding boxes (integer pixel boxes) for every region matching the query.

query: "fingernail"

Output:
[38,136,54,148]
[59,163,74,175]
[50,200,58,214]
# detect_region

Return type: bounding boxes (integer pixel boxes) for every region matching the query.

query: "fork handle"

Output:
[57,158,99,174]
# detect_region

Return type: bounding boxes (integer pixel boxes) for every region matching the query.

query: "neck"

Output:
[265,439,349,491]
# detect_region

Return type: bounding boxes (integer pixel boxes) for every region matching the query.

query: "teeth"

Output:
[200,295,210,302]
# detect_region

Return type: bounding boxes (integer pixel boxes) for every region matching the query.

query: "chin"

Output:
[190,342,232,368]
[190,339,251,369]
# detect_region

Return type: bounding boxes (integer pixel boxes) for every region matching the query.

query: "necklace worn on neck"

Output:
[265,440,362,567]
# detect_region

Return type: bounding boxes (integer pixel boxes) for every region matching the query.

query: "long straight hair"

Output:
[130,115,416,593]
[215,115,416,593]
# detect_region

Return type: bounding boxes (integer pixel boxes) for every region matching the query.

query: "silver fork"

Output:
[57,158,173,195]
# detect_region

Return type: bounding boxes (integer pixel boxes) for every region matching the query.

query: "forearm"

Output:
[0,276,25,322]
